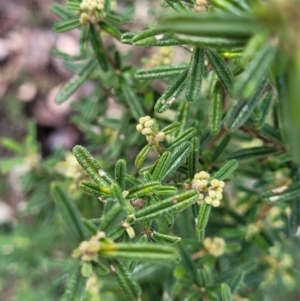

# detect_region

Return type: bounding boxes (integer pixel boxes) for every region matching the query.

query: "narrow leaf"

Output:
[168,128,196,149]
[209,81,223,135]
[79,25,90,53]
[99,202,127,235]
[135,64,186,80]
[151,231,181,245]
[101,243,179,262]
[235,43,277,98]
[211,159,238,180]
[134,190,198,223]
[207,49,235,97]
[221,283,233,301]
[196,203,211,241]
[162,141,192,182]
[224,79,268,131]
[121,77,145,121]
[54,18,81,33]
[60,265,88,301]
[80,181,111,196]
[73,145,113,186]
[228,146,278,161]
[113,260,142,301]
[90,25,109,71]
[186,47,205,102]
[56,58,97,104]
[115,159,127,190]
[187,137,200,180]
[135,145,151,168]
[51,183,86,241]
[127,182,161,199]
[152,151,172,181]
[154,68,188,113]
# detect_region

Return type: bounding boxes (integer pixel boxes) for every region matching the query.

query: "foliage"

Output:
[2,0,300,300]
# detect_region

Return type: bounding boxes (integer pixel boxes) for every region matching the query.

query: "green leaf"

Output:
[79,25,90,53]
[206,49,235,97]
[261,182,300,203]
[186,47,205,102]
[162,141,192,182]
[55,58,97,104]
[1,138,24,154]
[224,80,268,131]
[151,231,181,245]
[221,283,233,301]
[51,183,86,241]
[54,18,81,33]
[100,21,121,40]
[211,135,231,162]
[115,159,127,190]
[235,43,277,98]
[209,81,223,135]
[168,128,196,149]
[90,25,109,71]
[152,151,172,181]
[65,1,81,10]
[134,190,198,223]
[228,269,245,293]
[228,146,278,161]
[111,183,126,206]
[154,185,178,197]
[165,0,190,12]
[175,34,246,48]
[101,243,179,262]
[211,159,238,180]
[127,181,161,199]
[154,68,188,113]
[120,77,145,121]
[60,265,88,301]
[135,65,186,80]
[73,145,113,186]
[99,202,127,235]
[132,28,166,43]
[113,260,142,301]
[159,12,261,39]
[80,181,111,196]
[51,3,77,20]
[196,203,211,241]
[161,122,181,135]
[187,137,200,180]
[135,145,151,168]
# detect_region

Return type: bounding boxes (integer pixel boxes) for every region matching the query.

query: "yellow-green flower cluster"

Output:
[136,116,165,143]
[79,0,106,26]
[195,0,208,12]
[203,237,226,257]
[149,47,174,66]
[263,244,295,289]
[72,232,105,261]
[191,172,225,207]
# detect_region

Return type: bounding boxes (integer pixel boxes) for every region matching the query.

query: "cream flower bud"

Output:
[201,180,208,187]
[216,187,223,192]
[208,190,216,198]
[211,179,219,187]
[212,199,220,207]
[198,193,204,200]
[205,197,212,204]
[215,192,223,200]
[139,117,147,125]
[155,131,165,142]
[144,119,154,128]
[141,128,152,135]
[136,124,143,132]
[218,180,225,188]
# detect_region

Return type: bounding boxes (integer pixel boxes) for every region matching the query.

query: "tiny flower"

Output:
[212,199,220,207]
[215,191,223,200]
[210,179,219,187]
[136,124,143,132]
[144,119,154,128]
[205,196,212,204]
[141,127,152,135]
[208,190,216,198]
